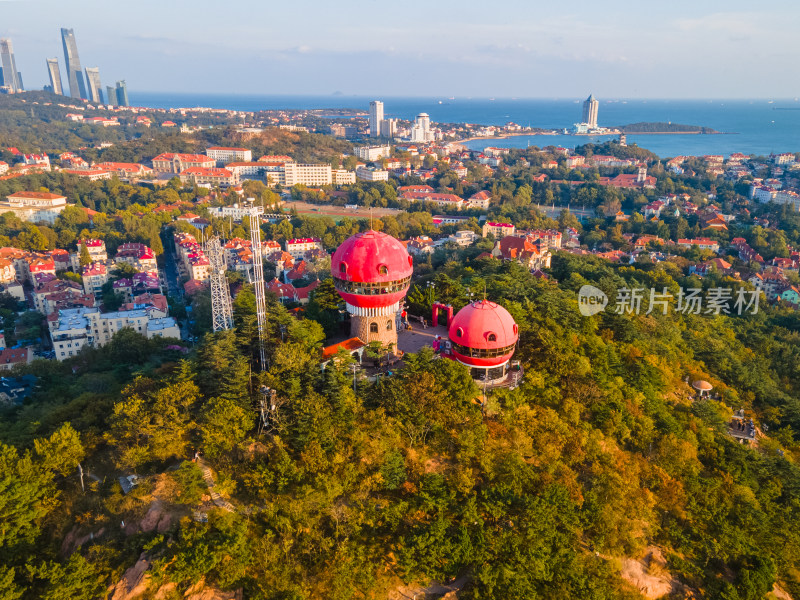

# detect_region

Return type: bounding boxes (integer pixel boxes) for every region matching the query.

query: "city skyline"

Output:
[1,0,799,98]
[0,38,23,92]
[60,27,86,99]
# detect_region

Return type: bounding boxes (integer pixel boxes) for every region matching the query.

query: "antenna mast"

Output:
[247,199,269,370]
[206,236,233,332]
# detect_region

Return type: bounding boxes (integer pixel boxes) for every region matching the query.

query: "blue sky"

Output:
[2,0,799,98]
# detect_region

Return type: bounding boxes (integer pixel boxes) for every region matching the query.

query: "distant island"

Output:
[616,122,723,134]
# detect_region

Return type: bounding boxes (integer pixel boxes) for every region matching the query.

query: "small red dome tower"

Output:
[448,300,519,384]
[331,230,413,348]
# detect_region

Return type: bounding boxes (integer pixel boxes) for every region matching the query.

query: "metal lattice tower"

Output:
[247,203,268,371]
[206,236,233,332]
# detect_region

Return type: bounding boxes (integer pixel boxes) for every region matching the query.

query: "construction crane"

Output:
[206,236,233,332]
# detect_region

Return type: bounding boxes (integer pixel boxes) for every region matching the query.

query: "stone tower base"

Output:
[351,314,398,349]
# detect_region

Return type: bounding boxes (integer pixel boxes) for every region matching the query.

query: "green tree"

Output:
[79,244,92,267]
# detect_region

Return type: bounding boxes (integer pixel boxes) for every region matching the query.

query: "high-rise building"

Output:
[380,118,397,138]
[369,100,384,138]
[61,28,87,99]
[410,113,434,143]
[115,80,129,107]
[84,67,103,103]
[46,58,64,95]
[106,85,116,107]
[0,38,23,92]
[582,94,599,129]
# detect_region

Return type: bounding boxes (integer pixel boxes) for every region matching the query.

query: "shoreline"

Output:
[456,130,730,143]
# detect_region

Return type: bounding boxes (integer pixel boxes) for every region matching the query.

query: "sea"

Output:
[130,93,800,159]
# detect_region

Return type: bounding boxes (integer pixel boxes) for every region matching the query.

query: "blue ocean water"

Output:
[131,93,800,159]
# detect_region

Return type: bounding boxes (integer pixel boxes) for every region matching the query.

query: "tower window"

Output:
[386,320,392,330]
[378,264,388,275]
[369,322,378,333]
[487,333,497,342]
[339,262,347,273]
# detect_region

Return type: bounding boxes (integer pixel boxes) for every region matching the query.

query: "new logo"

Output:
[578,285,608,316]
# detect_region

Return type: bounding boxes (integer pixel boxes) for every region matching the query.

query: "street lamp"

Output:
[350,363,359,392]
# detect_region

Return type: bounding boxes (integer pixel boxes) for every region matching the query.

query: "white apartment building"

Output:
[752,186,777,203]
[380,119,398,138]
[355,145,392,161]
[410,113,435,143]
[49,307,180,361]
[225,162,273,180]
[355,166,389,182]
[82,262,108,297]
[446,230,481,247]
[775,190,800,211]
[179,167,238,188]
[285,238,323,259]
[208,203,260,221]
[283,163,332,187]
[332,169,356,185]
[482,222,516,238]
[206,146,253,164]
[0,192,68,224]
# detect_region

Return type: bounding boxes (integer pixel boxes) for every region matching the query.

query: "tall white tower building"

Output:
[369,100,384,138]
[582,94,599,129]
[410,113,434,143]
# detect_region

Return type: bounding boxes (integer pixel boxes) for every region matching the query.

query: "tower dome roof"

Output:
[331,230,413,308]
[331,230,413,284]
[448,300,519,367]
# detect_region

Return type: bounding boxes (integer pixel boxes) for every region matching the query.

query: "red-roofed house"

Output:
[400,191,464,210]
[285,238,323,259]
[184,279,208,296]
[179,167,238,188]
[63,169,113,181]
[0,347,31,370]
[492,235,552,270]
[482,222,515,238]
[321,337,366,366]
[26,256,56,282]
[397,185,435,194]
[285,260,308,282]
[77,238,108,263]
[677,238,720,253]
[466,190,492,210]
[115,243,157,271]
[266,278,297,303]
[294,280,320,305]
[82,262,108,296]
[93,162,153,178]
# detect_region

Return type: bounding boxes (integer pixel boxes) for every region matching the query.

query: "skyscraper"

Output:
[61,28,88,99]
[582,94,599,129]
[85,67,103,103]
[106,85,116,107]
[410,113,434,143]
[369,100,384,138]
[46,58,64,95]
[0,38,23,92]
[115,80,129,107]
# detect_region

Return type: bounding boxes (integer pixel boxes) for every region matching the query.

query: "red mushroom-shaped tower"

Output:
[331,230,413,347]
[448,299,519,384]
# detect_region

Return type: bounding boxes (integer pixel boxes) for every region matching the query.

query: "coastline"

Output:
[457,130,729,144]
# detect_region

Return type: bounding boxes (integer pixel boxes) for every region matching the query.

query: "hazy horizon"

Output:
[2,0,799,99]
